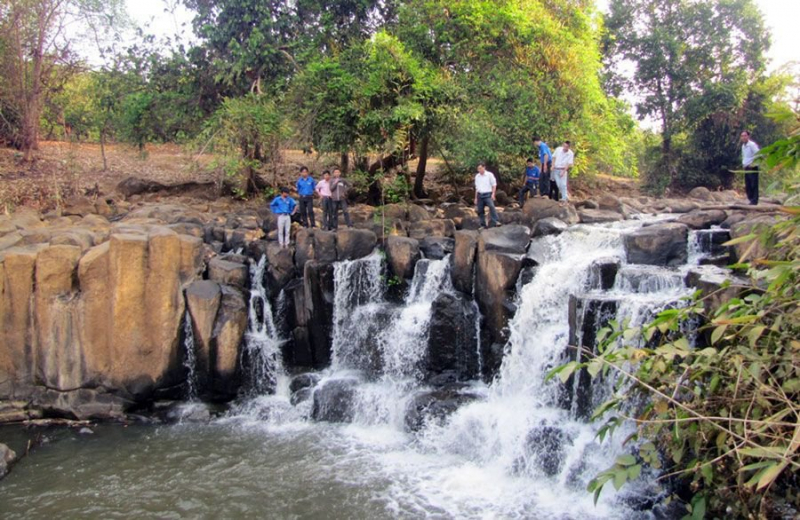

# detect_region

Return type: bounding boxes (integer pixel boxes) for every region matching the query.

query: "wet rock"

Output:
[311,378,359,423]
[531,217,567,237]
[35,388,131,420]
[578,209,623,224]
[685,270,749,317]
[475,226,531,372]
[651,198,699,213]
[426,293,479,381]
[521,425,572,477]
[452,230,478,295]
[676,209,727,230]
[405,385,482,432]
[522,197,579,225]
[78,427,94,435]
[304,262,336,368]
[624,223,689,267]
[408,219,456,240]
[186,280,222,363]
[385,236,421,280]
[208,257,248,288]
[290,373,321,394]
[163,402,212,423]
[420,236,454,260]
[336,228,377,261]
[587,257,620,290]
[565,294,619,418]
[0,443,17,480]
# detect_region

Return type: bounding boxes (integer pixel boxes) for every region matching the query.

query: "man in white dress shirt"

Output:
[740,131,760,205]
[474,162,500,228]
[552,141,574,205]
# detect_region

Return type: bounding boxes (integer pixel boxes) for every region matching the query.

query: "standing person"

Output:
[532,136,553,199]
[330,167,353,229]
[518,157,540,206]
[552,141,575,205]
[296,166,316,228]
[474,162,500,228]
[740,131,760,205]
[315,170,333,230]
[270,187,297,248]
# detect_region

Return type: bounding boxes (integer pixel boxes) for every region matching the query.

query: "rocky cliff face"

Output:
[0,189,784,422]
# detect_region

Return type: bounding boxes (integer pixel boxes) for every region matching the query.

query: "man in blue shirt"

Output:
[518,157,540,206]
[532,136,553,199]
[295,166,316,228]
[270,187,297,248]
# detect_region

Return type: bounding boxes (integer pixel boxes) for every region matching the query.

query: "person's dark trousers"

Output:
[539,162,552,197]
[321,197,332,230]
[332,199,352,229]
[744,167,759,205]
[476,193,499,227]
[549,180,560,201]
[518,182,537,206]
[298,196,315,227]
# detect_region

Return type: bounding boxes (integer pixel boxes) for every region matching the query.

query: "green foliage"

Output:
[198,93,288,195]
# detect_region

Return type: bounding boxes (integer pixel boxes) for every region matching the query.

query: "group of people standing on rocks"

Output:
[269,166,352,248]
[271,129,761,246]
[474,137,575,229]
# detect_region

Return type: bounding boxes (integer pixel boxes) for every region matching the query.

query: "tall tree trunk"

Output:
[21,3,48,161]
[340,152,349,173]
[100,128,108,171]
[413,134,429,199]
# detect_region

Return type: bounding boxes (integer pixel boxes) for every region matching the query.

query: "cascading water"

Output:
[242,255,286,395]
[182,311,198,401]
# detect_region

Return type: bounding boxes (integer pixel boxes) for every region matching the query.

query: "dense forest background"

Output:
[0,0,797,201]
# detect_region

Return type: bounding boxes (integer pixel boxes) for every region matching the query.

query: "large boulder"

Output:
[452,230,478,295]
[531,217,568,237]
[624,223,689,267]
[385,236,420,280]
[0,443,16,481]
[687,186,714,201]
[676,209,728,230]
[62,196,97,217]
[426,292,479,381]
[265,241,295,292]
[523,198,579,225]
[597,194,624,213]
[475,225,531,375]
[420,236,455,260]
[408,219,455,240]
[311,378,359,422]
[578,209,624,224]
[208,285,248,399]
[405,385,482,432]
[208,257,248,288]
[117,177,166,198]
[313,230,337,264]
[304,261,336,368]
[520,425,573,477]
[651,198,699,213]
[294,228,315,268]
[336,228,377,261]
[407,204,430,222]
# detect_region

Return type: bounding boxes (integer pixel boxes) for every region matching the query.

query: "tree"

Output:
[603,0,770,184]
[0,0,125,160]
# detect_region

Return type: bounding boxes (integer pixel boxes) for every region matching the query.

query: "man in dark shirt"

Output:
[296,166,316,228]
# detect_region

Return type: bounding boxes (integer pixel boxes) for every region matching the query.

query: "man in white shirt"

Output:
[552,141,574,204]
[474,162,500,228]
[740,131,760,205]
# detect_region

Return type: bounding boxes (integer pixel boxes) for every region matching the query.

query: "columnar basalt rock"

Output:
[452,230,478,295]
[624,222,689,267]
[385,236,421,280]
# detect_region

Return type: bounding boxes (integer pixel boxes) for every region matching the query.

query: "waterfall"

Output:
[243,255,286,395]
[182,311,198,401]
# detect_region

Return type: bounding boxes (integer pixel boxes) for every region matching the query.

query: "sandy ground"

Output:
[0,141,640,213]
